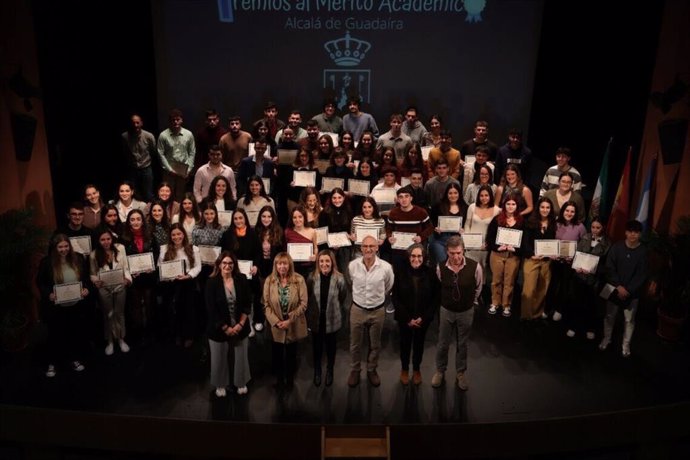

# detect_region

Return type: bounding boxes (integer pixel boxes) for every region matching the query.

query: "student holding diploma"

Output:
[350,197,387,258]
[520,197,557,321]
[486,194,524,317]
[429,182,466,265]
[463,185,500,277]
[571,217,611,340]
[37,234,92,378]
[318,188,353,279]
[284,206,318,279]
[121,209,158,343]
[90,228,132,356]
[158,223,201,348]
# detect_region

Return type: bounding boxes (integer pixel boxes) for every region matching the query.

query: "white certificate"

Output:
[462,233,484,249]
[315,227,329,245]
[464,155,476,167]
[262,178,271,194]
[217,210,233,227]
[69,236,91,255]
[287,243,313,262]
[348,179,370,197]
[327,232,352,248]
[559,240,577,258]
[321,177,345,193]
[293,170,316,187]
[438,216,463,233]
[238,260,253,280]
[277,149,298,165]
[246,210,260,227]
[54,282,83,305]
[400,177,411,187]
[600,283,616,300]
[392,232,417,250]
[355,227,380,244]
[98,268,125,287]
[315,159,330,174]
[572,251,600,273]
[496,227,523,248]
[421,146,432,161]
[371,188,396,204]
[198,245,221,265]
[127,252,155,274]
[159,259,185,281]
[534,239,560,257]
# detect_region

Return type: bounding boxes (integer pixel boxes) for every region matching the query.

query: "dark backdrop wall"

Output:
[30,0,663,220]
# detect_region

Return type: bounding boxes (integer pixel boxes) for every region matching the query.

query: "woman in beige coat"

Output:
[263,252,308,390]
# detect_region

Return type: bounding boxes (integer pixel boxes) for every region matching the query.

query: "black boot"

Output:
[314,368,322,387]
[325,368,334,387]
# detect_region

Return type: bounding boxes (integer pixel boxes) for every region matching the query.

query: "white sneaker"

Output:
[237,386,248,395]
[502,308,512,317]
[566,329,576,338]
[253,322,264,332]
[119,340,130,353]
[586,331,595,340]
[488,305,498,315]
[215,387,226,397]
[46,365,56,378]
[105,342,114,356]
[598,338,610,351]
[72,361,85,372]
[248,323,256,338]
[552,311,562,322]
[622,343,631,358]
[385,304,395,314]
[540,312,548,319]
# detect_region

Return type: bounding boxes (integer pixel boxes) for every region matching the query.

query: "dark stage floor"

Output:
[1,304,689,425]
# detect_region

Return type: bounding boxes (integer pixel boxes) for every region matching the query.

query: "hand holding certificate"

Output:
[293,170,316,187]
[391,232,417,250]
[315,227,329,245]
[572,251,600,273]
[348,179,370,197]
[159,259,185,281]
[496,227,523,248]
[217,211,233,227]
[559,240,577,258]
[371,188,396,204]
[321,177,345,193]
[355,227,380,245]
[127,253,155,274]
[53,282,83,305]
[461,233,484,250]
[238,260,253,280]
[198,245,221,265]
[288,243,314,262]
[437,216,463,233]
[98,268,125,287]
[534,240,560,258]
[327,232,352,248]
[69,236,91,256]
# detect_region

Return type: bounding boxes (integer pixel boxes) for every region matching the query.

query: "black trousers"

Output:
[312,329,337,372]
[398,321,430,371]
[272,341,298,382]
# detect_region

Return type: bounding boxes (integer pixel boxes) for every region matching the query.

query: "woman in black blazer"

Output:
[205,250,252,397]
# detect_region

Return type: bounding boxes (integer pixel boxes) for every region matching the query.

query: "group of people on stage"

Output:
[37,100,648,396]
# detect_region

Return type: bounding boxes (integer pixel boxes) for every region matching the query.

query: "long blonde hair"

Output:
[49,233,82,283]
[270,252,297,282]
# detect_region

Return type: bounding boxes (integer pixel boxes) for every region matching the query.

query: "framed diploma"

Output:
[462,233,484,250]
[69,236,92,255]
[53,282,82,305]
[327,232,352,248]
[559,240,577,258]
[321,177,345,193]
[98,268,124,287]
[438,216,463,233]
[323,132,339,146]
[198,245,221,265]
[262,178,271,194]
[534,239,560,257]
[159,259,185,281]
[421,146,432,161]
[355,227,380,245]
[287,243,313,262]
[218,210,233,227]
[127,252,155,274]
[371,188,396,204]
[238,260,253,280]
[315,226,329,245]
[572,251,600,273]
[496,227,523,248]
[464,155,476,167]
[507,157,523,165]
[348,179,370,197]
[400,177,411,187]
[245,210,260,227]
[392,232,417,250]
[600,283,616,300]
[277,149,298,165]
[315,159,330,174]
[293,170,316,187]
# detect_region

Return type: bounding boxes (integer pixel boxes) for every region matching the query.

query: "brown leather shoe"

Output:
[367,370,381,387]
[347,370,360,387]
[400,370,409,385]
[412,370,422,385]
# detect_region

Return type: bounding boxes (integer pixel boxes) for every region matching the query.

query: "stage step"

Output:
[322,426,389,459]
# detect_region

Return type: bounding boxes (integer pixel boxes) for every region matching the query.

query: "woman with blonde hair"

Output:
[263,252,308,390]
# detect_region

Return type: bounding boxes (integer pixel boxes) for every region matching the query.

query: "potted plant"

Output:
[0,208,49,352]
[646,215,690,341]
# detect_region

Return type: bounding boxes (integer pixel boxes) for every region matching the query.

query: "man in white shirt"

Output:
[193,145,237,203]
[347,236,394,387]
